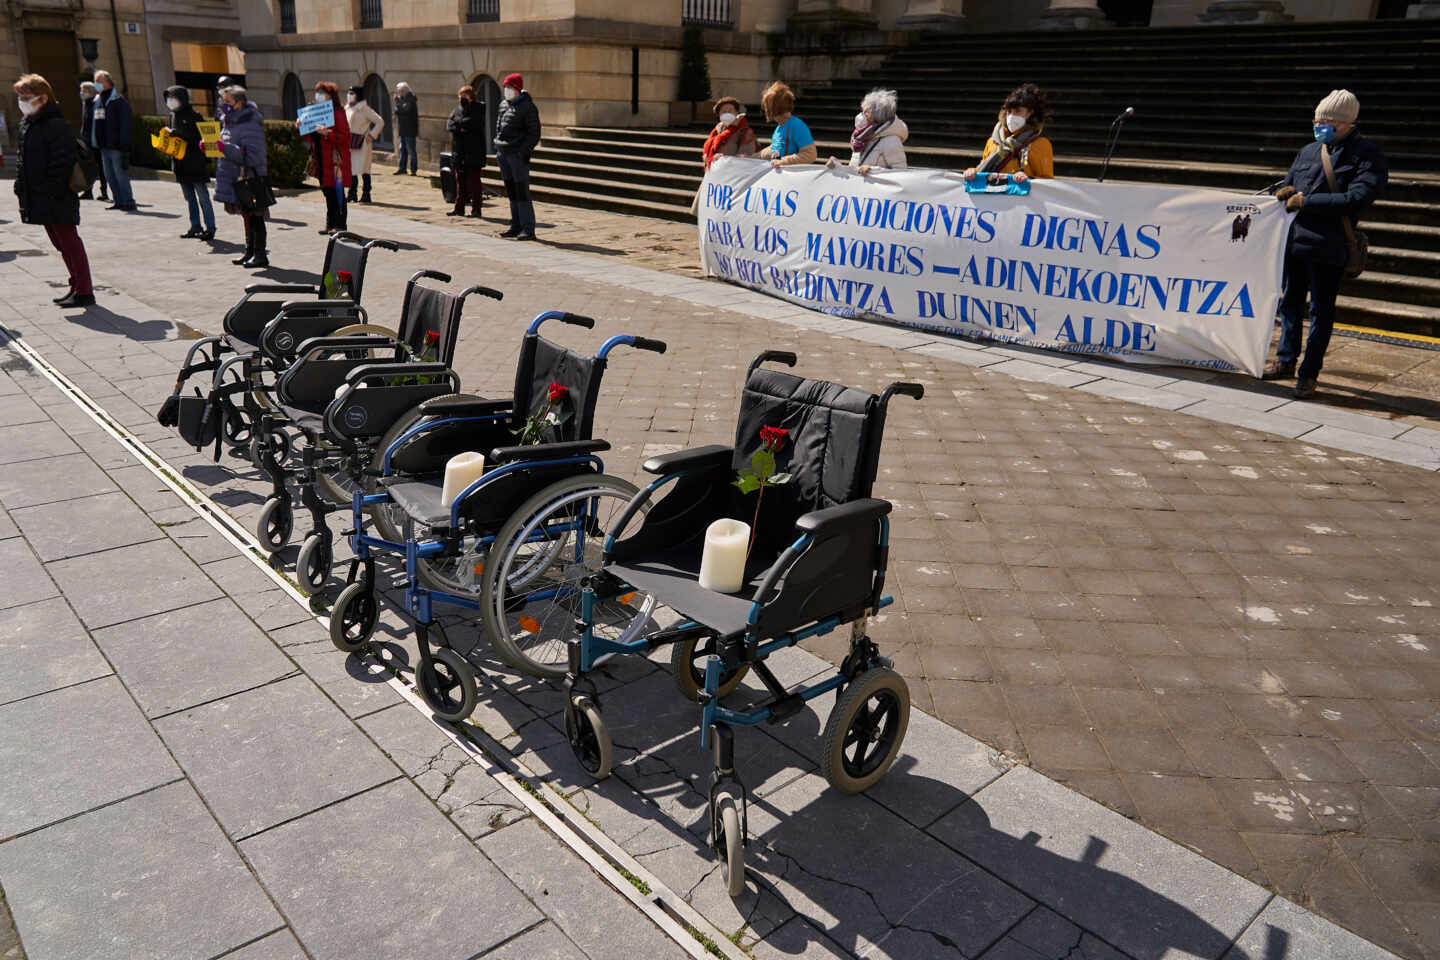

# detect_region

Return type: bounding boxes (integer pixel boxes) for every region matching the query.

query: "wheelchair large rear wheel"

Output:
[671,632,749,703]
[482,474,649,679]
[820,668,910,795]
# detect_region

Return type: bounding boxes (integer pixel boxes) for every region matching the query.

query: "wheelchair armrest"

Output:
[345,362,452,385]
[642,444,733,475]
[294,335,400,362]
[489,439,611,464]
[419,396,511,417]
[795,498,892,535]
[243,283,319,297]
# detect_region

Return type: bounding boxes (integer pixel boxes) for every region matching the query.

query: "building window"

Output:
[466,0,500,21]
[279,0,296,33]
[682,0,733,28]
[359,0,383,29]
[363,74,393,150]
[282,73,304,121]
[469,74,502,156]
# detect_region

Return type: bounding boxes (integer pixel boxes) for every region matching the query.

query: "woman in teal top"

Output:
[759,82,817,168]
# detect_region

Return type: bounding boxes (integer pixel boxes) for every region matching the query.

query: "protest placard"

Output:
[297,101,334,136]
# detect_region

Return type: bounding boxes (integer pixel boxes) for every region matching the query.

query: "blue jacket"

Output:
[1281,131,1387,267]
[92,88,132,152]
[213,102,267,204]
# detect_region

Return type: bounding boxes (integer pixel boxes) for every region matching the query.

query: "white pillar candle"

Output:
[440,451,486,508]
[698,518,751,594]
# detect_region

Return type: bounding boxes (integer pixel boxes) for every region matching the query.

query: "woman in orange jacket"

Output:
[963,83,1054,184]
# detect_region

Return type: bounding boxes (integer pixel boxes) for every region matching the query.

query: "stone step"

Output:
[1345,270,1440,310]
[1369,244,1440,277]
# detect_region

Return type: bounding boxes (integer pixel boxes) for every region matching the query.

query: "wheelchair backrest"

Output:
[511,335,604,443]
[320,233,373,302]
[395,277,464,364]
[733,367,884,517]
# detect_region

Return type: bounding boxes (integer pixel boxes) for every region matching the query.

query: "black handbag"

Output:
[233,171,276,213]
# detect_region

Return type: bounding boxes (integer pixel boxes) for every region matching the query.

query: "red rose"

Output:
[337,270,352,282]
[424,329,440,346]
[759,425,788,450]
[547,382,568,403]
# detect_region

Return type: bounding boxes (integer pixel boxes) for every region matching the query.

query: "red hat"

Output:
[503,73,523,92]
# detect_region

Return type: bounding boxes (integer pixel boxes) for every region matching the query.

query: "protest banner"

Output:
[196,121,222,159]
[297,100,334,136]
[697,158,1293,376]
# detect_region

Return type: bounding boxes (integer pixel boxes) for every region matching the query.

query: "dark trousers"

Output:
[242,213,267,253]
[322,182,347,231]
[95,159,108,199]
[454,168,484,212]
[397,136,417,173]
[44,224,93,296]
[1277,253,1344,380]
[497,151,535,234]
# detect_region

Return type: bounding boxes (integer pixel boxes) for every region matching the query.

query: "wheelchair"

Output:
[254,271,503,591]
[155,232,398,465]
[327,310,667,721]
[480,351,922,894]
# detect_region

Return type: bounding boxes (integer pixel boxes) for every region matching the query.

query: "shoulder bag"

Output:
[1319,144,1367,279]
[232,144,277,213]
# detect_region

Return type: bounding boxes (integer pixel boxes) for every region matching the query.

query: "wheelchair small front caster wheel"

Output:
[713,793,745,897]
[566,695,612,780]
[223,405,252,445]
[257,496,294,553]
[821,667,910,795]
[296,534,333,594]
[416,647,477,722]
[329,581,378,653]
[671,632,749,703]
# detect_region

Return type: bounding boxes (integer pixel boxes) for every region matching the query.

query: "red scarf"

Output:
[703,116,749,171]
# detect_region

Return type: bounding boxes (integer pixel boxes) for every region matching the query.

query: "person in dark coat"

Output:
[446,85,486,218]
[393,81,418,175]
[214,86,270,268]
[1264,89,1388,399]
[493,72,540,240]
[13,74,94,307]
[79,80,107,201]
[164,85,216,240]
[300,80,351,235]
[91,69,135,210]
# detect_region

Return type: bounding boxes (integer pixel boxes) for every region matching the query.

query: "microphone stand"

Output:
[1098,109,1132,183]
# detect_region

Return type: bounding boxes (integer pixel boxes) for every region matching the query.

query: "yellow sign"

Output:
[150,129,187,160]
[196,121,223,159]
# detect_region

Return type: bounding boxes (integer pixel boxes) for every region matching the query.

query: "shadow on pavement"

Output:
[537,239,624,257]
[64,304,172,341]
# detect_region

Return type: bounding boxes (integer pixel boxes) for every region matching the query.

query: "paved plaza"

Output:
[1,179,1437,960]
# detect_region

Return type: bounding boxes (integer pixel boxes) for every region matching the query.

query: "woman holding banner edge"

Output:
[962,83,1054,184]
[758,82,817,168]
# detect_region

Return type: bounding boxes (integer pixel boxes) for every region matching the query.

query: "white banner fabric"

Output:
[697,158,1293,376]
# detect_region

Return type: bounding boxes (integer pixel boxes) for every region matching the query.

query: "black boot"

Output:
[361,174,372,204]
[232,241,253,266]
[247,251,270,269]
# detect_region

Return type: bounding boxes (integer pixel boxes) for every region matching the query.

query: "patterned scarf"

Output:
[703,115,749,171]
[850,116,878,154]
[979,119,1038,173]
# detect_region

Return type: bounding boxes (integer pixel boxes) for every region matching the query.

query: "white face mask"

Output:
[718,112,736,126]
[315,93,328,104]
[346,93,356,104]
[1006,112,1027,132]
[503,87,517,102]
[18,97,37,116]
[166,97,181,111]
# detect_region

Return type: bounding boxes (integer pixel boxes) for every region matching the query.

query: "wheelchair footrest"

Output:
[766,693,806,724]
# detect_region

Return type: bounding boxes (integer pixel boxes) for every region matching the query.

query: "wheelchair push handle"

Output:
[882,382,925,403]
[561,312,596,328]
[631,337,667,354]
[597,335,668,359]
[458,284,504,304]
[410,269,453,285]
[367,238,401,252]
[527,310,596,335]
[748,350,798,377]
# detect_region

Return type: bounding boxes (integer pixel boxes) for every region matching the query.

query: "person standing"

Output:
[301,81,351,235]
[213,86,270,269]
[828,88,908,175]
[13,74,95,308]
[79,80,107,202]
[493,72,539,241]
[393,81,419,175]
[963,83,1054,183]
[91,70,135,211]
[164,85,216,240]
[701,96,758,171]
[344,85,383,204]
[446,85,486,218]
[1265,90,1387,400]
[758,82,817,168]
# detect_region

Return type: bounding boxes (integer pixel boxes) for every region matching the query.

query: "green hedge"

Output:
[129,114,309,189]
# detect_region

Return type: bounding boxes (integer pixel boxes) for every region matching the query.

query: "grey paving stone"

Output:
[11,490,163,561]
[928,766,1270,960]
[755,774,1033,959]
[0,393,48,426]
[983,359,1102,388]
[0,452,117,509]
[1076,377,1203,412]
[1163,379,1291,411]
[479,818,689,960]
[0,596,111,706]
[0,538,58,610]
[864,707,1014,829]
[1222,895,1402,959]
[104,462,185,513]
[1267,401,1411,440]
[287,646,402,718]
[0,675,179,839]
[750,917,853,960]
[222,929,308,960]
[0,423,80,464]
[240,778,541,960]
[1180,401,1314,439]
[479,922,587,960]
[0,502,15,539]
[92,597,296,718]
[46,538,221,629]
[155,674,397,838]
[1299,426,1440,472]
[912,342,1009,367]
[0,781,281,960]
[1059,360,1182,390]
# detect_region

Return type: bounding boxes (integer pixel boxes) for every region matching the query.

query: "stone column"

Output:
[1195,0,1292,21]
[895,0,967,31]
[1034,0,1109,29]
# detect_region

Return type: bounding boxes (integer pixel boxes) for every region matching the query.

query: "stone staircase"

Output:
[473,19,1440,336]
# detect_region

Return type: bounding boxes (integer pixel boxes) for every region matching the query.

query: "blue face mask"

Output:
[1313,124,1336,144]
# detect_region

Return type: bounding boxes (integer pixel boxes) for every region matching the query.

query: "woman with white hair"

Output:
[393,81,418,175]
[828,88,908,176]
